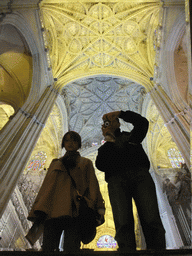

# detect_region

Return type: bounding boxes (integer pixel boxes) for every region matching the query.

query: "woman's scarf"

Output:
[61,151,80,171]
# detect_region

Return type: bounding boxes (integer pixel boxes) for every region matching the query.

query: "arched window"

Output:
[97,235,117,249]
[167,148,184,168]
[27,151,47,172]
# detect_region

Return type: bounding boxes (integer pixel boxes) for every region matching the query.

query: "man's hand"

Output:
[102,111,121,121]
[104,134,116,142]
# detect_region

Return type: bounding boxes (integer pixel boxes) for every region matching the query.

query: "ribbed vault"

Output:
[0,0,189,251]
[40,0,161,89]
[62,75,146,148]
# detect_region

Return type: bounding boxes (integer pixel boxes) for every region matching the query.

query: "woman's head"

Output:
[62,131,81,151]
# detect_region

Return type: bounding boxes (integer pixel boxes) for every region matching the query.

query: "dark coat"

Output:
[95,110,150,182]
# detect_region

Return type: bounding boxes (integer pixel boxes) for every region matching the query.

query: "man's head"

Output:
[102,112,120,141]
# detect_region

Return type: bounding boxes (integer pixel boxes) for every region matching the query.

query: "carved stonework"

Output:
[62,76,146,148]
[40,1,160,82]
[162,168,191,205]
[161,165,191,246]
[11,191,29,233]
[17,174,39,213]
[0,0,189,251]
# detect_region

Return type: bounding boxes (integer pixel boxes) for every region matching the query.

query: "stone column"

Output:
[0,0,57,218]
[0,85,58,218]
[150,171,184,249]
[149,87,190,169]
[149,2,190,169]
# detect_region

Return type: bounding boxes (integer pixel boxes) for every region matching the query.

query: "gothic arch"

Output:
[0,10,56,217]
[164,10,187,110]
[0,11,54,112]
[1,14,36,107]
[58,71,152,93]
[0,0,190,250]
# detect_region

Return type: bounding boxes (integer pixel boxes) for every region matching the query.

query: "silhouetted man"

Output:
[95,110,166,252]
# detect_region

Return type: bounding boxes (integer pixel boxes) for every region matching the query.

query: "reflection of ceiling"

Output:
[62,75,146,147]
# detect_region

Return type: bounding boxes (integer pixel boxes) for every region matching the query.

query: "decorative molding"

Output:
[11,187,30,233]
[40,1,161,89]
[19,108,45,127]
[164,109,189,126]
[62,75,146,148]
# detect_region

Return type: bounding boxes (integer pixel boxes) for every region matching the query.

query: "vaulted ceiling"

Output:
[62,76,146,147]
[0,0,189,250]
[40,0,160,86]
[0,0,187,171]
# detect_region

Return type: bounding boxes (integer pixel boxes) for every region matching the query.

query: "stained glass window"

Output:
[167,148,184,168]
[97,235,117,249]
[27,151,47,172]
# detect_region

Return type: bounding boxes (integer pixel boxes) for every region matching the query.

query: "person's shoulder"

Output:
[78,156,94,168]
[80,156,91,163]
[121,131,131,138]
[99,141,114,147]
[51,158,60,164]
[76,155,86,161]
[98,141,116,150]
[122,131,130,135]
[47,158,62,171]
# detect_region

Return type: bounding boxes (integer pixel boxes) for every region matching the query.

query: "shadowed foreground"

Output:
[0,249,192,256]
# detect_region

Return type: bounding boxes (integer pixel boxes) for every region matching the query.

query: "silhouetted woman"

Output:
[26,131,105,252]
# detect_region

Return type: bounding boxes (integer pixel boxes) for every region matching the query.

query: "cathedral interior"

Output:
[0,0,191,252]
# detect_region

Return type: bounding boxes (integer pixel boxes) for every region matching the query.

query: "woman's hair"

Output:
[61,131,82,149]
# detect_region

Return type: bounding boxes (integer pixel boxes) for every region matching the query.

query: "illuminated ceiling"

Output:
[0,0,188,250]
[0,0,182,170]
[40,0,161,87]
[37,0,163,163]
